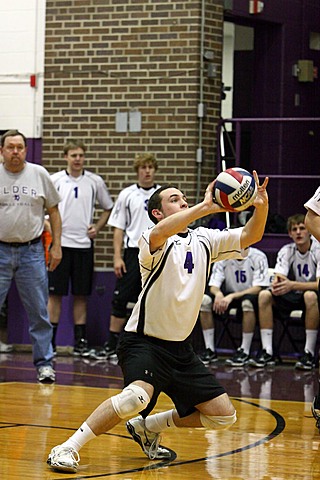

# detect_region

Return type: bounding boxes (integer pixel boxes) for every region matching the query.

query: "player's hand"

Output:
[204,181,228,213]
[114,257,126,278]
[48,244,62,272]
[88,224,97,239]
[213,296,228,314]
[252,170,269,209]
[271,276,292,296]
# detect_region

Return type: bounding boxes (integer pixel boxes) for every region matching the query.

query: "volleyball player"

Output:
[199,247,269,366]
[47,171,269,473]
[304,187,320,431]
[91,153,160,360]
[48,140,113,356]
[249,213,320,369]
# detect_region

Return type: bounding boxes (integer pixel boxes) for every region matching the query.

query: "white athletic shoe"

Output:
[37,365,56,383]
[47,445,80,473]
[126,416,171,460]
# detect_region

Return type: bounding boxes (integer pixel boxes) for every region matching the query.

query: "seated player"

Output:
[249,214,320,369]
[199,247,269,366]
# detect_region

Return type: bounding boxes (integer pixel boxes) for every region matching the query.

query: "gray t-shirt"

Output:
[0,162,61,242]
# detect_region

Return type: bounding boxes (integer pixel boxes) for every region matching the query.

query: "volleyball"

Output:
[213,167,257,212]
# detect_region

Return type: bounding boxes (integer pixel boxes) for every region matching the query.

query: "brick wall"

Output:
[42,0,224,269]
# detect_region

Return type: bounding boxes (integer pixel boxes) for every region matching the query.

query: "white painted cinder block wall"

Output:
[0,0,45,138]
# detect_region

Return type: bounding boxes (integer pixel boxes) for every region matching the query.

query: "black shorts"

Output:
[272,291,306,319]
[117,332,226,418]
[48,246,94,296]
[111,248,142,317]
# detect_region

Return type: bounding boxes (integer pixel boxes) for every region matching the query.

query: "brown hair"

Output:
[133,153,158,172]
[63,139,87,155]
[147,184,178,224]
[1,129,27,147]
[287,213,305,232]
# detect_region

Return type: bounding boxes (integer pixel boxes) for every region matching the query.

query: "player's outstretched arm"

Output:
[305,208,320,242]
[149,181,227,251]
[240,171,269,249]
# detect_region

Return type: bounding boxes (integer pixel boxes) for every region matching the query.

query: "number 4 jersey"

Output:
[125,225,247,341]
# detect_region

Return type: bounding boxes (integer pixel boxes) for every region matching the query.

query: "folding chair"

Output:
[215,308,240,351]
[266,267,304,358]
[273,308,304,359]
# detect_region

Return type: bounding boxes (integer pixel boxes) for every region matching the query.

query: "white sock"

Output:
[260,329,273,355]
[240,332,254,355]
[305,329,318,356]
[203,328,215,351]
[62,422,96,451]
[145,410,176,433]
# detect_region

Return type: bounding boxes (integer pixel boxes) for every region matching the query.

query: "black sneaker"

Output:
[90,341,117,360]
[104,341,117,358]
[295,350,315,370]
[248,349,275,368]
[89,347,108,360]
[73,338,91,357]
[199,348,218,365]
[225,348,250,367]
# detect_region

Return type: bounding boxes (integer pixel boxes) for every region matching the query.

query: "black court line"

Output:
[0,397,286,479]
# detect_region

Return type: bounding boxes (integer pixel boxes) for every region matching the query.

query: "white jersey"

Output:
[51,169,113,248]
[107,183,161,248]
[125,226,246,341]
[208,247,269,293]
[0,162,61,243]
[304,186,320,216]
[274,240,320,285]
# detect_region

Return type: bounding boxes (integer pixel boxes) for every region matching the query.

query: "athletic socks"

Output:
[203,328,215,351]
[260,329,273,355]
[145,410,176,433]
[107,331,120,349]
[304,329,318,356]
[240,332,254,355]
[61,422,96,452]
[51,323,58,350]
[74,324,87,343]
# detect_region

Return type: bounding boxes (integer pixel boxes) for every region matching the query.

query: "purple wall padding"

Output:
[7,271,116,347]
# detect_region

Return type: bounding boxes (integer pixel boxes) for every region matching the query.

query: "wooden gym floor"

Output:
[1,351,320,479]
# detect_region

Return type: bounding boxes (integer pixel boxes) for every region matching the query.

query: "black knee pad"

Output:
[111,298,128,318]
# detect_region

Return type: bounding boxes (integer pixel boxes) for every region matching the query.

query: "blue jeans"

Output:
[0,241,53,368]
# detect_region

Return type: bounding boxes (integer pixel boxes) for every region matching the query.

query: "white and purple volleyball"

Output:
[213,167,257,212]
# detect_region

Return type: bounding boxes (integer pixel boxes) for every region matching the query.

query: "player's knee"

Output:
[259,289,272,307]
[200,410,237,430]
[111,299,128,318]
[304,290,318,305]
[111,385,150,419]
[200,294,213,313]
[241,298,254,312]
